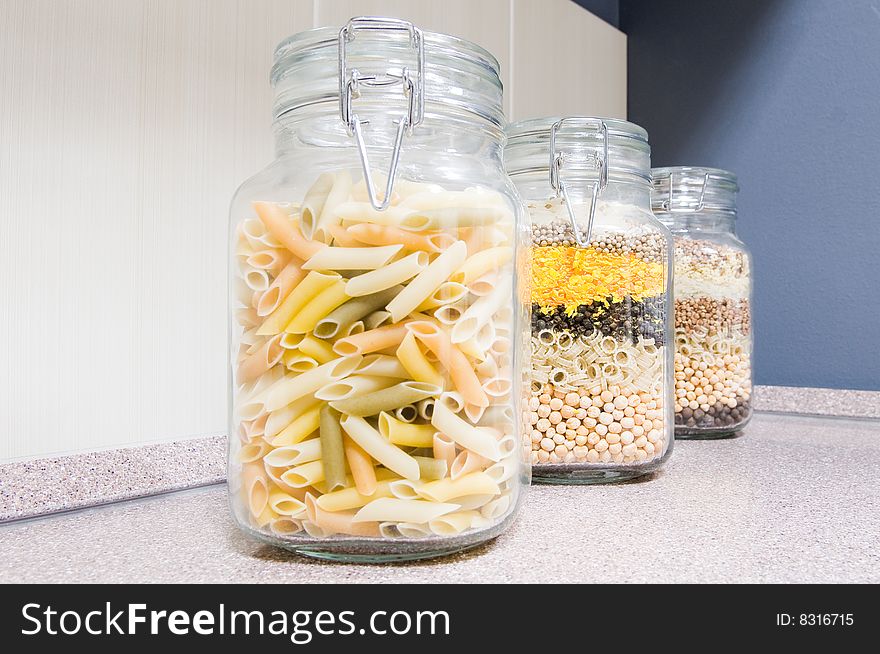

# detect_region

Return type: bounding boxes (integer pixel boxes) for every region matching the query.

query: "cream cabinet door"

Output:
[0,0,313,460]
[511,0,626,120]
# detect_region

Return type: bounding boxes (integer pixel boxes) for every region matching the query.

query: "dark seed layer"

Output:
[675,399,751,430]
[532,295,667,346]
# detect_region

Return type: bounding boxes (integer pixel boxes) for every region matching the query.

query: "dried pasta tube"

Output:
[343,434,377,496]
[257,258,306,317]
[407,321,489,407]
[386,241,467,321]
[253,201,324,260]
[319,406,347,493]
[305,493,381,537]
[339,415,421,481]
[329,381,441,417]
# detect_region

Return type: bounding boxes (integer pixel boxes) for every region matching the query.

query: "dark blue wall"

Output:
[573,0,619,27]
[620,0,880,390]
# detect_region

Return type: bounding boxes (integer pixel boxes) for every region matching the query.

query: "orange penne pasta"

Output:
[237,334,284,384]
[407,321,489,407]
[333,322,412,356]
[346,223,456,253]
[257,258,305,317]
[342,435,377,496]
[305,493,380,538]
[253,201,324,260]
[326,223,363,248]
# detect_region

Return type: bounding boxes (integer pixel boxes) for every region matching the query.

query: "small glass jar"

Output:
[505,117,673,483]
[228,18,528,561]
[651,167,753,438]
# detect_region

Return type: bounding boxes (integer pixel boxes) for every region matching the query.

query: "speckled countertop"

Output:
[2,412,878,583]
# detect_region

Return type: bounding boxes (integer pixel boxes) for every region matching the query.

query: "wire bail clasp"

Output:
[662,170,711,213]
[549,118,608,247]
[338,17,425,211]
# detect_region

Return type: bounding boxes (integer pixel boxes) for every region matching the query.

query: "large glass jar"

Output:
[228,18,528,561]
[651,167,753,438]
[505,117,673,483]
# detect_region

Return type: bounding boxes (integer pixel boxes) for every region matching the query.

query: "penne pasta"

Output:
[346,223,457,253]
[257,258,307,317]
[343,434,377,496]
[413,456,448,481]
[319,406,347,493]
[315,374,395,402]
[300,172,335,240]
[428,510,483,536]
[396,331,445,387]
[329,381,441,417]
[305,493,381,537]
[352,498,460,523]
[316,481,395,512]
[386,241,467,322]
[378,411,435,448]
[270,404,321,446]
[333,322,413,357]
[406,321,489,407]
[339,415,421,481]
[432,403,504,462]
[450,246,513,285]
[253,201,324,260]
[284,279,349,334]
[450,450,490,480]
[345,252,429,297]
[313,286,402,340]
[303,244,403,271]
[257,270,340,335]
[353,354,409,379]
[416,472,500,503]
[265,356,362,412]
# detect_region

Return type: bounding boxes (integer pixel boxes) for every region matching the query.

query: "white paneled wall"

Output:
[0,0,624,460]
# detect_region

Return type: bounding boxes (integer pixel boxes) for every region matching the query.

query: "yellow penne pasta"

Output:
[284,280,349,334]
[303,244,403,271]
[339,415,421,481]
[257,270,340,335]
[265,356,362,412]
[270,404,321,446]
[386,241,467,322]
[281,460,325,488]
[378,411,436,448]
[297,335,336,364]
[268,490,308,517]
[396,331,444,387]
[449,246,513,285]
[432,402,503,462]
[315,481,395,512]
[416,472,500,503]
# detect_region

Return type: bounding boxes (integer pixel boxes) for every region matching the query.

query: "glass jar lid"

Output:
[504,116,651,184]
[651,167,739,215]
[271,18,504,128]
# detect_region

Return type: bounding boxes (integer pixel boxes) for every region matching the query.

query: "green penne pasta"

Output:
[313,285,403,339]
[330,381,442,417]
[319,406,347,493]
[413,456,448,481]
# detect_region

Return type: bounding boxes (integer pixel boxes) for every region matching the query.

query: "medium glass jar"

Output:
[651,167,753,438]
[505,117,673,483]
[228,18,528,561]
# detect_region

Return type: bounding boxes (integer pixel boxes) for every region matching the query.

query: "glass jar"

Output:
[505,117,673,483]
[228,18,528,561]
[651,167,753,438]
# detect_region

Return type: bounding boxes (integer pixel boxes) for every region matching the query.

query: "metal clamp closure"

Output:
[338,17,425,211]
[662,170,711,213]
[548,118,608,247]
